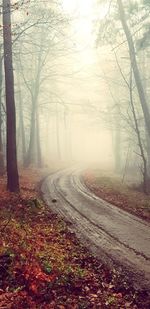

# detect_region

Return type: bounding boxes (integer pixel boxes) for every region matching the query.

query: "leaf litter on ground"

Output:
[83,169,150,222]
[0,168,149,308]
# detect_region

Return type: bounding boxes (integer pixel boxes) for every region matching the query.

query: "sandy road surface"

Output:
[41,168,150,290]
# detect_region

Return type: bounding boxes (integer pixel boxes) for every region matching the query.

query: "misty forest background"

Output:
[1,0,150,193]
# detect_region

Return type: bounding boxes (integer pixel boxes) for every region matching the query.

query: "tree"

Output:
[117,0,150,137]
[3,0,19,192]
[0,47,4,175]
[96,0,150,188]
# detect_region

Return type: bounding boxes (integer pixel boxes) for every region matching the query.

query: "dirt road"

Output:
[41,168,150,290]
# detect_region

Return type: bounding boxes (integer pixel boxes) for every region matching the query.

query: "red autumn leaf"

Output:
[30,282,38,294]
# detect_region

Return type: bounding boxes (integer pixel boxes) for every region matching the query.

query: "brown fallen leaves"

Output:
[0,169,149,308]
[83,170,150,222]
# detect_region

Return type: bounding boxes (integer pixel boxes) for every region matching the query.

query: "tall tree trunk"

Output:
[64,108,69,160]
[114,106,121,173]
[36,110,42,167]
[17,71,26,166]
[117,0,150,137]
[25,96,36,166]
[0,52,4,175]
[3,0,19,192]
[56,102,61,160]
[26,36,43,166]
[141,50,150,176]
[129,69,148,193]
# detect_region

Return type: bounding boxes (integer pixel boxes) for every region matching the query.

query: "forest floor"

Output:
[0,168,150,308]
[83,170,150,223]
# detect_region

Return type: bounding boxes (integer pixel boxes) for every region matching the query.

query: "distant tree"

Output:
[16,67,26,167]
[3,0,19,191]
[15,3,68,166]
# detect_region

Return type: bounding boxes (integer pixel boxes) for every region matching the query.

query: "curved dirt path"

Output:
[41,168,150,290]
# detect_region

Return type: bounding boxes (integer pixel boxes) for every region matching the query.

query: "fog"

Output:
[1,0,150,187]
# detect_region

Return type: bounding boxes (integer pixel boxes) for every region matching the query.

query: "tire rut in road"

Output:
[41,170,150,290]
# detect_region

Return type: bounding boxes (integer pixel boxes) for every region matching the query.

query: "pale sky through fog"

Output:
[48,0,116,165]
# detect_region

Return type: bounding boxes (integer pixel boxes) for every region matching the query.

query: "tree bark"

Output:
[3,0,19,191]
[129,69,148,193]
[117,0,150,137]
[0,51,4,175]
[17,70,26,166]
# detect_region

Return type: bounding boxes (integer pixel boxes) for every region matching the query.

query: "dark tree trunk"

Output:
[0,53,4,175]
[3,0,19,192]
[146,133,150,176]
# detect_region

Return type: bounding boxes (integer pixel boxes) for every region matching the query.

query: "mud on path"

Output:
[41,168,150,291]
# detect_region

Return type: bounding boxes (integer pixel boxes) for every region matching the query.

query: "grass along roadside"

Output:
[83,170,150,222]
[0,168,149,308]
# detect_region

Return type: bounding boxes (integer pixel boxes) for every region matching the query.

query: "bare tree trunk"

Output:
[36,110,42,167]
[64,108,69,160]
[129,69,148,193]
[25,96,36,166]
[17,71,26,166]
[101,69,122,173]
[3,0,19,192]
[117,0,150,137]
[56,103,61,160]
[26,33,43,166]
[141,50,150,176]
[114,105,121,173]
[0,52,4,175]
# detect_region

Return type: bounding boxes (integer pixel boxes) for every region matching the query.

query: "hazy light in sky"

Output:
[57,0,114,165]
[62,0,108,19]
[62,0,108,47]
[63,0,93,16]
